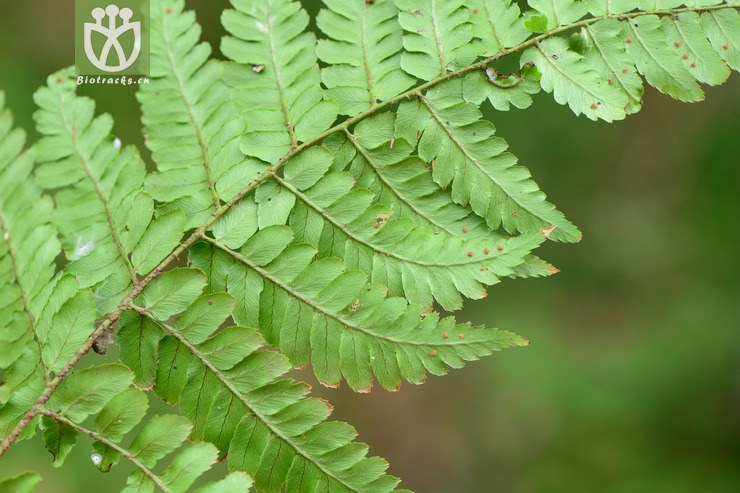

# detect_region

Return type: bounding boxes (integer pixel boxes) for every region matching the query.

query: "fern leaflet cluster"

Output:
[0,0,737,491]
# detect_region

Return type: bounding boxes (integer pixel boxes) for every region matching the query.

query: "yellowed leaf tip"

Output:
[548,265,561,276]
[542,225,557,238]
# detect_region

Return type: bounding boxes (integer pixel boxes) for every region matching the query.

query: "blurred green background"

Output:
[1,1,738,492]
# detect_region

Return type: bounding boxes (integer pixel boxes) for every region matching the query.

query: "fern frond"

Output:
[701,8,740,71]
[316,0,415,116]
[520,36,631,121]
[509,3,739,119]
[39,362,253,492]
[581,19,644,114]
[0,93,60,369]
[188,240,529,389]
[119,272,406,492]
[395,79,581,242]
[265,154,546,309]
[32,71,181,313]
[328,112,500,237]
[139,0,250,229]
[222,0,339,162]
[468,0,530,56]
[396,0,477,80]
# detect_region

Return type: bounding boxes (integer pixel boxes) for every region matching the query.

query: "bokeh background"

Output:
[1,1,739,492]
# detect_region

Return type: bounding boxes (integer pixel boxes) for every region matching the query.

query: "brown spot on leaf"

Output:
[467,251,474,257]
[591,103,598,110]
[483,248,490,255]
[462,226,468,233]
[549,265,561,275]
[625,37,632,44]
[675,41,682,48]
[497,245,504,252]
[459,333,465,339]
[252,64,265,73]
[682,53,689,60]
[430,350,438,357]
[622,67,629,74]
[442,332,448,339]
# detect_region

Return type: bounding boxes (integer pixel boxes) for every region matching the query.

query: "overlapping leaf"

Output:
[316,0,415,115]
[189,233,531,391]
[395,79,581,242]
[139,0,251,229]
[396,0,476,80]
[120,274,409,492]
[222,0,339,162]
[468,0,530,56]
[40,363,252,492]
[0,92,60,368]
[32,70,180,313]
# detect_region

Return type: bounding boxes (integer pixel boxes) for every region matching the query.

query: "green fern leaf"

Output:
[521,37,630,121]
[395,79,581,242]
[120,285,405,492]
[623,15,705,102]
[189,242,530,389]
[0,344,44,440]
[0,93,61,369]
[396,0,476,80]
[468,0,530,56]
[139,0,250,229]
[40,416,77,467]
[267,156,547,309]
[222,0,339,162]
[700,7,740,71]
[581,19,644,114]
[316,0,415,115]
[32,71,161,313]
[37,363,251,492]
[662,12,732,85]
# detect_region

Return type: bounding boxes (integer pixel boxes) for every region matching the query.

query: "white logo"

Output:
[84,4,141,72]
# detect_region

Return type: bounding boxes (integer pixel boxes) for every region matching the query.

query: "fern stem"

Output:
[1,2,735,458]
[39,410,173,493]
[130,305,364,493]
